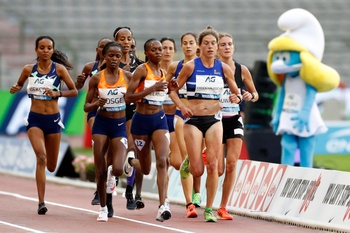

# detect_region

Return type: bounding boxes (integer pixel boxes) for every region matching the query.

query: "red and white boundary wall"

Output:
[167,160,350,232]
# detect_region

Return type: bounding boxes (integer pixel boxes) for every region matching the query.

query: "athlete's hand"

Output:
[229,94,241,104]
[242,89,253,101]
[96,97,107,107]
[76,73,86,89]
[43,88,58,98]
[10,83,22,94]
[180,105,193,118]
[168,79,179,92]
[153,81,168,91]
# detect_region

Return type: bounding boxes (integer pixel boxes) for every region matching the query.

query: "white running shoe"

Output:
[123,151,135,177]
[165,198,170,209]
[97,206,108,222]
[156,204,171,222]
[106,165,116,194]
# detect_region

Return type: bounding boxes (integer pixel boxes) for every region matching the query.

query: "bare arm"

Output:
[169,61,194,118]
[123,70,133,85]
[123,70,133,104]
[55,64,78,98]
[241,64,259,102]
[75,62,94,90]
[83,74,105,113]
[10,64,32,94]
[222,63,241,104]
[165,61,178,82]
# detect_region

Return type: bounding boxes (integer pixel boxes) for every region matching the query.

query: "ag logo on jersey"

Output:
[34,78,45,84]
[205,76,216,82]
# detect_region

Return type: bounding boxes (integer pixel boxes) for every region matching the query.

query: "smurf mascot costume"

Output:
[267,8,340,167]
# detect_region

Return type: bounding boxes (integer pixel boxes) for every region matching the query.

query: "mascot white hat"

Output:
[267,8,340,92]
[278,8,324,61]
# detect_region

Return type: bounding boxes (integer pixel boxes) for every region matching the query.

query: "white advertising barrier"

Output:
[226,160,350,232]
[269,166,350,231]
[0,136,70,177]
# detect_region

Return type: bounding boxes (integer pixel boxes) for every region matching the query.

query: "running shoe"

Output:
[192,192,201,207]
[217,207,233,220]
[106,194,114,218]
[97,206,108,222]
[125,192,136,210]
[186,203,198,218]
[124,151,135,177]
[135,195,145,209]
[180,156,190,179]
[106,165,116,194]
[156,205,171,222]
[37,202,47,215]
[165,198,170,209]
[204,208,217,222]
[91,191,100,205]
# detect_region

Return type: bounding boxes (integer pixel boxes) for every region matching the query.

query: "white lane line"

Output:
[0,191,194,233]
[0,220,47,233]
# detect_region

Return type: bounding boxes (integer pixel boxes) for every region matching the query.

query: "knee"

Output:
[113,167,123,177]
[47,165,56,173]
[172,163,180,171]
[170,154,181,170]
[141,167,150,175]
[156,155,168,170]
[36,153,47,167]
[191,165,204,177]
[225,160,237,174]
[206,161,217,175]
[218,167,224,177]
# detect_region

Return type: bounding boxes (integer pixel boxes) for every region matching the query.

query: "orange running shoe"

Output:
[186,204,198,218]
[217,207,233,220]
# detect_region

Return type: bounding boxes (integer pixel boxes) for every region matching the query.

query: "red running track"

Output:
[0,173,328,233]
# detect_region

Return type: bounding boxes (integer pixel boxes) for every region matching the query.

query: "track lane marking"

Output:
[0,220,47,233]
[0,191,194,233]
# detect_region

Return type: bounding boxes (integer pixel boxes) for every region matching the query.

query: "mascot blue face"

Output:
[271,51,301,77]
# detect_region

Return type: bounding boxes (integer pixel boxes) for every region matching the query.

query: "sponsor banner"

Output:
[0,90,86,135]
[314,171,350,227]
[314,121,350,155]
[0,135,68,177]
[268,166,322,216]
[269,165,350,229]
[226,160,350,230]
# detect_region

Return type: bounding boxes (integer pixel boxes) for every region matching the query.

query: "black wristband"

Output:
[251,93,255,101]
[237,95,242,104]
[59,91,62,97]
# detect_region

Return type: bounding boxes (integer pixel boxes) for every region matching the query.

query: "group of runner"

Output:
[10,25,258,223]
